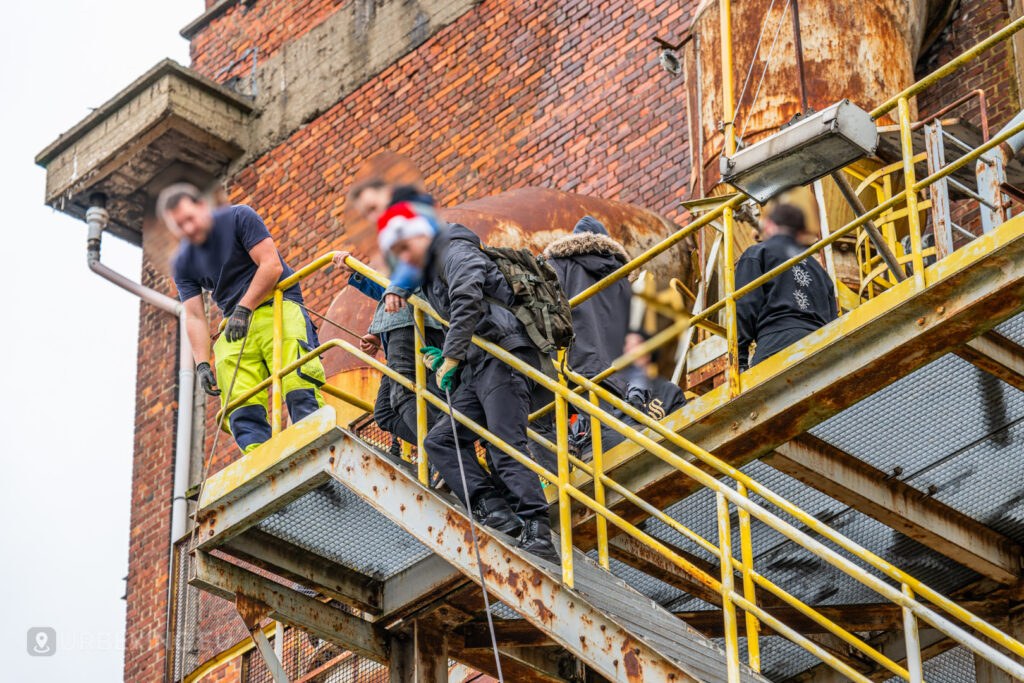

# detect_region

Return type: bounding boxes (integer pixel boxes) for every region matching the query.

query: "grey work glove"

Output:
[196,362,221,396]
[224,304,253,343]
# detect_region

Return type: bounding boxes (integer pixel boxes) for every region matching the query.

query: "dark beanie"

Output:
[573,215,608,235]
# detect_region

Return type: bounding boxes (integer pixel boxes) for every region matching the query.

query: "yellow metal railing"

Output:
[208,14,1024,683]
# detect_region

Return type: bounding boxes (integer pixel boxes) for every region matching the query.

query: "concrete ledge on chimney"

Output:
[35,59,252,244]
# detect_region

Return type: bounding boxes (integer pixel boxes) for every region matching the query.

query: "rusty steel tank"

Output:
[318,183,694,422]
[684,0,957,195]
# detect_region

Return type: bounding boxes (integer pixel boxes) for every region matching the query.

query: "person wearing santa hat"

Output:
[379,197,558,563]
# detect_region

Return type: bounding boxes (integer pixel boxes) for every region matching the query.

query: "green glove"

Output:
[436,358,460,391]
[420,346,444,372]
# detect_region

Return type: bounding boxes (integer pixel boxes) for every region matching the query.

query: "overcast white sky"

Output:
[0,3,197,680]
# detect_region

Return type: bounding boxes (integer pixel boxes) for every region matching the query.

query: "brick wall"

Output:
[189,0,346,82]
[917,0,1019,130]
[193,0,696,477]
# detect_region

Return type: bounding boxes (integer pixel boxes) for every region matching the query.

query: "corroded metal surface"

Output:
[687,0,952,195]
[326,432,767,683]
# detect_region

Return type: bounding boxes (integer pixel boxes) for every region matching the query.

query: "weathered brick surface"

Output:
[124,0,1024,680]
[917,0,1019,131]
[189,0,346,81]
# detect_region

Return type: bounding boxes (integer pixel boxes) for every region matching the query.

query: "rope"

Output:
[739,0,793,144]
[410,318,505,682]
[295,301,381,351]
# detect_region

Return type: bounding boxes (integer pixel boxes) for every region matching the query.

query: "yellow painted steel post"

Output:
[717,491,741,682]
[589,390,609,570]
[414,308,429,486]
[898,97,927,291]
[902,584,924,683]
[271,289,284,435]
[719,0,741,396]
[555,351,574,588]
[737,483,761,672]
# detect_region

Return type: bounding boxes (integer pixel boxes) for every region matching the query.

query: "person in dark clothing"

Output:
[333,180,446,447]
[620,330,688,419]
[543,216,631,397]
[735,203,838,371]
[542,216,633,457]
[380,203,558,563]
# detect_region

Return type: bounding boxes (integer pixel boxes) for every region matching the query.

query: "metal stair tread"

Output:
[567,547,765,683]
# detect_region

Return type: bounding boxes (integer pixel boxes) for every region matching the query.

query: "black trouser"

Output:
[372,325,444,444]
[423,348,549,520]
[373,376,415,445]
[750,327,815,368]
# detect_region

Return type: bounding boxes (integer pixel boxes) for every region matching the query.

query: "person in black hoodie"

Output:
[735,203,838,371]
[379,203,558,563]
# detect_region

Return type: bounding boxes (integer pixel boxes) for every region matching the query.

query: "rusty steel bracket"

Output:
[830,171,907,283]
[236,593,291,683]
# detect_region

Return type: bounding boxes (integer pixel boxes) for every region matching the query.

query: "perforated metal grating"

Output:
[810,354,1024,478]
[257,480,432,580]
[639,458,978,615]
[881,645,977,683]
[996,310,1024,346]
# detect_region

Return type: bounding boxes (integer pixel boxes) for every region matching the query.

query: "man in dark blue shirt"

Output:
[160,183,325,454]
[735,203,838,371]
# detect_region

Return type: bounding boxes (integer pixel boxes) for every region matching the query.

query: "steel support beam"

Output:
[457,619,554,649]
[567,214,1024,547]
[765,434,1022,584]
[222,528,382,614]
[956,331,1024,392]
[325,431,765,683]
[190,551,389,664]
[607,535,725,607]
[380,553,467,622]
[413,618,447,683]
[451,645,573,683]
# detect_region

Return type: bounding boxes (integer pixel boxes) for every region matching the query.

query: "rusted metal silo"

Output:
[685,0,957,195]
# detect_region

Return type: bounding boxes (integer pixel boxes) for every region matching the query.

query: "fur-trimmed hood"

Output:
[543,230,629,262]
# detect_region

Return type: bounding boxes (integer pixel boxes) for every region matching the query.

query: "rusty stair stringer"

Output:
[328,431,768,683]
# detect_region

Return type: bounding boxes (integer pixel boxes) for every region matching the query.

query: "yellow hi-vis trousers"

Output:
[213,300,326,453]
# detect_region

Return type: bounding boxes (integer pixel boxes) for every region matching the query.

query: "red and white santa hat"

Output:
[377,202,438,252]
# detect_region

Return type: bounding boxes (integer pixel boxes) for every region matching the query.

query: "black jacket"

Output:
[735,234,837,368]
[544,219,631,396]
[423,224,533,364]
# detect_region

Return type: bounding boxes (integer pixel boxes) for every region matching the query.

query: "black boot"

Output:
[471,493,524,536]
[517,517,560,563]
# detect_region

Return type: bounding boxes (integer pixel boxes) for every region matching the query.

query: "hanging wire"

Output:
[739,0,794,144]
[732,0,781,127]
